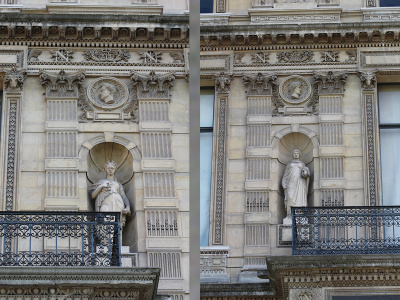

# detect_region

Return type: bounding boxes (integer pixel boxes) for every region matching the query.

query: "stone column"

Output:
[314,71,348,207]
[39,70,85,211]
[1,66,26,211]
[358,71,380,206]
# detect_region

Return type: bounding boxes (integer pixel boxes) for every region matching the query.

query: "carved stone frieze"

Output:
[242,72,277,96]
[277,50,314,63]
[314,71,348,94]
[290,288,322,300]
[251,51,270,65]
[4,66,26,93]
[215,73,232,93]
[131,71,175,99]
[320,50,339,62]
[50,47,74,62]
[234,53,245,65]
[28,49,42,62]
[39,70,85,98]
[83,49,130,62]
[170,51,184,63]
[358,72,377,91]
[139,50,162,64]
[346,50,357,63]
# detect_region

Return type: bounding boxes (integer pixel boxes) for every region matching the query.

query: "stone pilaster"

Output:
[358,71,380,206]
[39,70,85,211]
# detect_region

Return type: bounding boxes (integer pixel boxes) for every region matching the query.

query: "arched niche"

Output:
[275,131,317,220]
[80,136,141,251]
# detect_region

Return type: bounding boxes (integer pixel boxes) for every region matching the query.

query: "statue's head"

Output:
[104,161,118,176]
[99,83,117,104]
[291,149,301,159]
[288,81,302,99]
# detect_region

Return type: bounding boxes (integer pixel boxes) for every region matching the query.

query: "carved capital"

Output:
[4,66,27,93]
[242,72,277,96]
[358,71,377,91]
[215,73,232,93]
[40,70,85,98]
[313,71,348,95]
[131,71,175,99]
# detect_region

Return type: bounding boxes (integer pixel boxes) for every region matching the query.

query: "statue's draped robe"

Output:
[282,159,309,210]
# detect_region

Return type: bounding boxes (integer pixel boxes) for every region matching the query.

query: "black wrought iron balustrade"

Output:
[292,206,400,255]
[0,212,121,266]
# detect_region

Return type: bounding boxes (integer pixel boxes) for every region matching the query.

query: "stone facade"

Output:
[0,1,189,299]
[201,0,400,299]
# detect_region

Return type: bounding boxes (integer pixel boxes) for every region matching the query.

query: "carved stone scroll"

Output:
[314,71,348,95]
[242,72,277,96]
[131,71,175,99]
[4,66,26,93]
[40,70,85,98]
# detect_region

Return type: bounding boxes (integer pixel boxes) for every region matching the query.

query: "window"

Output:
[378,84,400,206]
[200,0,213,13]
[380,0,399,7]
[200,88,214,246]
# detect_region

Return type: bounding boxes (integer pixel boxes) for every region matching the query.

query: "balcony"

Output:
[292,206,400,255]
[0,211,121,266]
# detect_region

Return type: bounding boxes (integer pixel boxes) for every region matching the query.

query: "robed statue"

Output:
[91,161,131,226]
[282,149,310,218]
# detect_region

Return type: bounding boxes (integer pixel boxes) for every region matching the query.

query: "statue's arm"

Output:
[91,182,106,199]
[119,183,131,215]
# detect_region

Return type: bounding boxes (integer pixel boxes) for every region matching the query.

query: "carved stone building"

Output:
[0,1,189,299]
[200,0,400,299]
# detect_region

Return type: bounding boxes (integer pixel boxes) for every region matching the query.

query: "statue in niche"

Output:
[91,161,131,226]
[99,83,117,104]
[288,81,302,100]
[282,149,310,219]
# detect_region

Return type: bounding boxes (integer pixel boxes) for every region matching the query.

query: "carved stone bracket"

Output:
[215,73,233,93]
[40,70,85,98]
[131,71,175,99]
[358,71,377,91]
[314,71,348,95]
[242,72,277,96]
[4,66,27,93]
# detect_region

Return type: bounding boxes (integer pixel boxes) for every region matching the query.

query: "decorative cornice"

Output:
[131,71,175,99]
[215,72,233,93]
[3,66,26,93]
[39,69,85,98]
[358,71,376,90]
[242,72,276,96]
[314,71,348,94]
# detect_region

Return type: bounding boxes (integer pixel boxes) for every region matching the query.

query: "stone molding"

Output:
[242,72,277,96]
[200,246,229,284]
[3,66,26,93]
[131,71,175,99]
[40,70,85,98]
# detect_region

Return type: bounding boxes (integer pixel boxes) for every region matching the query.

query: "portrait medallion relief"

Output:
[279,75,312,105]
[87,77,129,110]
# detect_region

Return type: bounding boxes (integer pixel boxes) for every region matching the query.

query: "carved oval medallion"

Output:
[87,77,128,110]
[279,75,312,105]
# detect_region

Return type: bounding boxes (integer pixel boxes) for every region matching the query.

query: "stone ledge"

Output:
[0,266,160,300]
[200,283,275,297]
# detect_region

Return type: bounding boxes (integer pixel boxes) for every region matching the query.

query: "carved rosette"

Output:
[131,71,175,99]
[242,72,277,96]
[39,70,85,98]
[4,66,27,93]
[314,71,348,94]
[215,73,233,93]
[358,72,377,91]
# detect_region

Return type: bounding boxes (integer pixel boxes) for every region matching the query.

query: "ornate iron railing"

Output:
[292,206,400,255]
[0,212,121,266]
